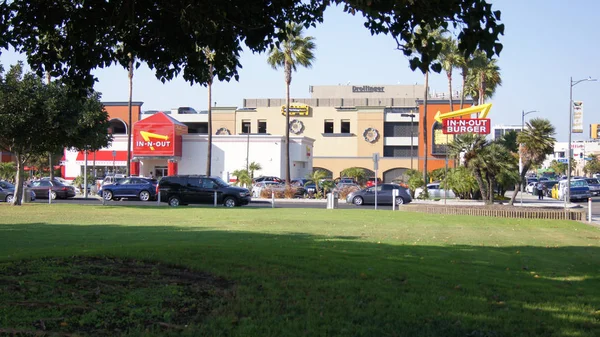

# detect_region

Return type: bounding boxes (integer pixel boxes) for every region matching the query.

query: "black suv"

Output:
[157,175,251,207]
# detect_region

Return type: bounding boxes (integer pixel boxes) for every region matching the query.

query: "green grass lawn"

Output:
[1,204,599,336]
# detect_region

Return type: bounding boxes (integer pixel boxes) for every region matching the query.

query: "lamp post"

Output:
[519,110,537,206]
[566,77,597,212]
[401,112,416,170]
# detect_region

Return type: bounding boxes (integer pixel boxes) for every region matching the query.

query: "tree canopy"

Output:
[0,0,503,90]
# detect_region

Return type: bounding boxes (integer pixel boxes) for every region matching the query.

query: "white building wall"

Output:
[63,135,129,179]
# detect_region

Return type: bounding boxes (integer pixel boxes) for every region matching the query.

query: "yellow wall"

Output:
[356,108,384,157]
[212,108,237,134]
[313,158,413,179]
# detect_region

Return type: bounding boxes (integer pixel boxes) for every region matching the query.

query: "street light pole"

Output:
[519,110,537,206]
[566,77,597,213]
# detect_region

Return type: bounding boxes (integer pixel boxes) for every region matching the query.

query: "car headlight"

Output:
[239,192,247,197]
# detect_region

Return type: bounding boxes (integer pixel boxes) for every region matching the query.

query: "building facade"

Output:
[492,124,523,140]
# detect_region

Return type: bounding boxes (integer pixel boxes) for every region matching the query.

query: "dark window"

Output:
[202,179,217,189]
[383,122,416,137]
[341,120,350,133]
[242,120,251,134]
[258,120,267,134]
[383,146,418,158]
[187,178,203,188]
[494,129,503,140]
[324,120,334,133]
[381,185,393,191]
[384,107,416,114]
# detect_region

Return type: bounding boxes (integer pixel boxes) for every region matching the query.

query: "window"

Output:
[324,120,334,133]
[341,120,350,133]
[383,146,418,158]
[242,120,251,134]
[187,178,203,188]
[202,179,217,189]
[258,120,267,134]
[384,122,416,137]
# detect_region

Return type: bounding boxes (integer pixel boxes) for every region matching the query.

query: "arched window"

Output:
[108,119,127,134]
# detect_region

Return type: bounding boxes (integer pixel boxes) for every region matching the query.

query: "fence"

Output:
[403,205,586,221]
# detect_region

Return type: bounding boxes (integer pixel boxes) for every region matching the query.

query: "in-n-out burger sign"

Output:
[443,118,490,134]
[352,85,385,93]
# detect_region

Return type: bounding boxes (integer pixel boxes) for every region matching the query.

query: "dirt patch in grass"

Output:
[0,256,234,336]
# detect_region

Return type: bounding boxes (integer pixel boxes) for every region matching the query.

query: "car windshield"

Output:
[570,180,589,187]
[0,181,15,189]
[586,178,599,184]
[212,177,229,187]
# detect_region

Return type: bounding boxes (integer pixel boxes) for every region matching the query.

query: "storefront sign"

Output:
[443,118,491,134]
[281,104,310,116]
[572,101,583,133]
[133,126,175,156]
[352,85,384,93]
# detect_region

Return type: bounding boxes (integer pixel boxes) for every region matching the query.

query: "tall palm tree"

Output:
[267,22,316,186]
[439,36,461,111]
[204,48,215,176]
[466,51,502,106]
[457,53,474,110]
[480,142,516,204]
[508,118,556,205]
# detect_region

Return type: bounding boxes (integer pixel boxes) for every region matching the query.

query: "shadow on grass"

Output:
[1,223,599,337]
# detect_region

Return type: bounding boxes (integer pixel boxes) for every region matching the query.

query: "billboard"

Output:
[572,101,583,133]
[133,124,176,156]
[591,123,600,139]
[442,118,491,134]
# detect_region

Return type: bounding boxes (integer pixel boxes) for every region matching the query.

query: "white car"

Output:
[414,182,456,199]
[525,182,536,194]
[252,181,283,198]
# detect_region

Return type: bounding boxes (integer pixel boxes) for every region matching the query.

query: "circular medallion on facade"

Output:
[289,119,305,135]
[215,127,231,135]
[363,127,380,143]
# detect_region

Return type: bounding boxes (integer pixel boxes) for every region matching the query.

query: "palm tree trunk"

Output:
[447,69,454,112]
[422,71,429,183]
[460,68,467,110]
[479,72,485,105]
[472,166,488,203]
[126,56,134,177]
[206,79,213,176]
[285,63,292,187]
[509,161,529,206]
[487,176,494,205]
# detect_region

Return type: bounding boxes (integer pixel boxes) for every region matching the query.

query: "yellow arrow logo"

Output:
[140,131,169,150]
[434,103,493,123]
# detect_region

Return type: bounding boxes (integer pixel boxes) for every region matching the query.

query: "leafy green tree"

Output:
[0,63,110,205]
[0,162,16,182]
[498,130,519,153]
[549,160,567,176]
[508,118,556,205]
[404,169,426,197]
[267,22,316,186]
[340,167,366,185]
[584,155,600,176]
[3,1,503,91]
[480,142,515,203]
[430,168,446,182]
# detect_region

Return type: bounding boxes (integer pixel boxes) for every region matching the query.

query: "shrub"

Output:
[284,186,298,199]
[337,186,360,199]
[260,188,285,199]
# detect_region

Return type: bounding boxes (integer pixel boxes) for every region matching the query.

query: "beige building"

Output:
[206,84,425,182]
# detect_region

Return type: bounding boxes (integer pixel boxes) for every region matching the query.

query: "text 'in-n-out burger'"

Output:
[442,118,491,135]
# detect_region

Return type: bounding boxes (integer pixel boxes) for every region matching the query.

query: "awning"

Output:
[75,150,128,166]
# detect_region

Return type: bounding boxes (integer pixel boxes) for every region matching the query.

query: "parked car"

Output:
[158,175,251,207]
[28,179,76,199]
[557,179,591,201]
[334,177,357,185]
[585,178,600,196]
[365,177,382,188]
[414,182,456,199]
[543,180,558,197]
[525,182,536,194]
[252,176,283,185]
[0,181,36,203]
[291,178,312,188]
[99,177,158,201]
[102,174,126,185]
[346,183,412,206]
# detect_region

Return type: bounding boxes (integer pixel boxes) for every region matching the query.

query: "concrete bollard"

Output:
[214,191,217,207]
[589,198,592,223]
[48,188,52,204]
[271,191,275,208]
[156,191,161,206]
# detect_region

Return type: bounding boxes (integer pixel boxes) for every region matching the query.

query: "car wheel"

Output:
[353,196,364,206]
[168,196,181,207]
[395,197,405,205]
[139,190,151,201]
[223,197,237,208]
[103,190,113,201]
[5,194,14,203]
[50,191,57,200]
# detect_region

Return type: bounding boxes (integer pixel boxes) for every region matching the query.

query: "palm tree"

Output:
[509,118,556,205]
[480,143,516,203]
[306,169,327,196]
[249,161,262,179]
[204,47,215,176]
[466,51,502,106]
[457,53,474,110]
[231,169,252,188]
[340,167,366,185]
[449,133,490,202]
[0,162,16,182]
[267,22,316,186]
[439,36,461,111]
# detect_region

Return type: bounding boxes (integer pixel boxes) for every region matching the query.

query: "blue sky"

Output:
[1,0,598,142]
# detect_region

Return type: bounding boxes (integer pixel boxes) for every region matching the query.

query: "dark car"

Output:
[28,179,76,199]
[99,177,158,201]
[252,176,283,184]
[585,178,600,196]
[158,175,251,207]
[346,183,412,206]
[0,181,36,203]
